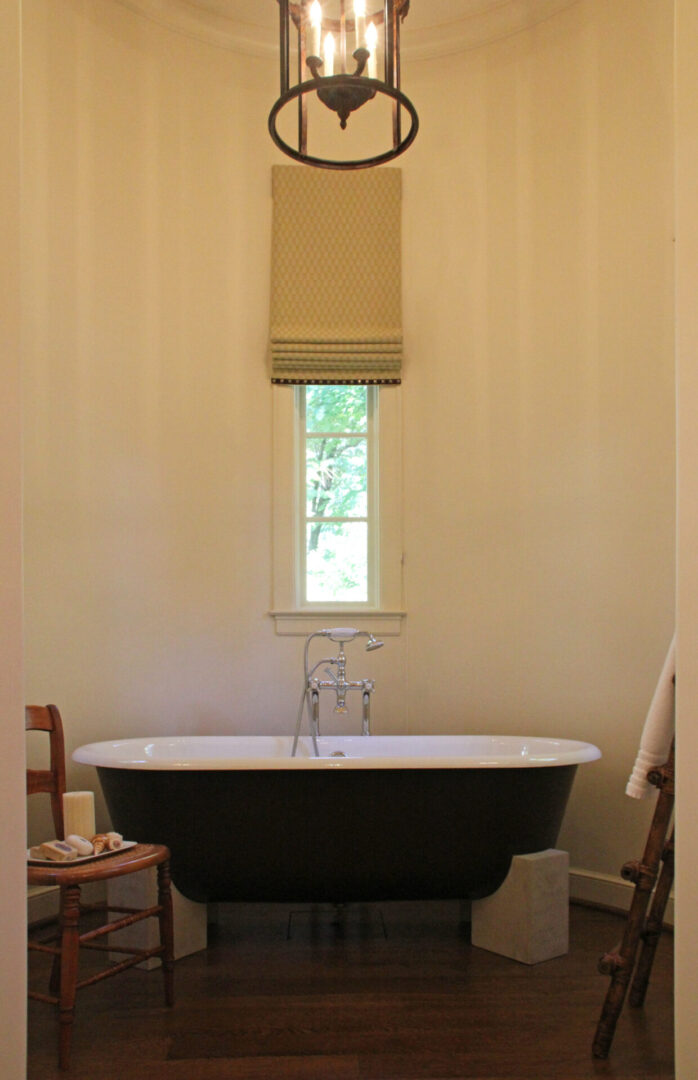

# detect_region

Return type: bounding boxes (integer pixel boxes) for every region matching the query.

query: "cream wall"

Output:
[675,0,698,1067]
[401,0,675,879]
[22,0,675,902]
[22,0,286,841]
[1,1,27,1076]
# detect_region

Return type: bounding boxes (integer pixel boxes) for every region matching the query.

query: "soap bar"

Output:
[65,834,94,856]
[39,839,78,861]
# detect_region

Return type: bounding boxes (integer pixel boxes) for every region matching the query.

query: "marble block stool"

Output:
[471,848,569,965]
[108,870,208,967]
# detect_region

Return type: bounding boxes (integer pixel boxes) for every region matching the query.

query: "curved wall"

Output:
[22,0,674,894]
[111,0,580,59]
[401,0,675,884]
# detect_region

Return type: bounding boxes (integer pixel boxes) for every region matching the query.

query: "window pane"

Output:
[306,436,367,518]
[306,385,367,433]
[306,522,368,602]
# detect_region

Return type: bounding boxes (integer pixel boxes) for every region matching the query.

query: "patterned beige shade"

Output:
[270,165,402,384]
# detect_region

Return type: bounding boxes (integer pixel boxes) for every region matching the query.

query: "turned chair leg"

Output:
[157,859,175,1007]
[58,883,82,1071]
[48,888,65,996]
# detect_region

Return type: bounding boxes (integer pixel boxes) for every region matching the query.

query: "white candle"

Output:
[354,0,366,52]
[324,31,335,76]
[366,20,377,78]
[309,0,322,58]
[62,790,96,841]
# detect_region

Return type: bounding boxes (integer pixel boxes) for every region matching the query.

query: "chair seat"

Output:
[27,843,170,888]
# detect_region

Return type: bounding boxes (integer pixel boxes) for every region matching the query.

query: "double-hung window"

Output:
[300,384,377,606]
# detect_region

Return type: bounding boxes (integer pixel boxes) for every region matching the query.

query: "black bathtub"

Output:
[73,734,600,904]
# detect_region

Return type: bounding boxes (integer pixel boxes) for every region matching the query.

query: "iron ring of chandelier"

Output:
[268,76,419,170]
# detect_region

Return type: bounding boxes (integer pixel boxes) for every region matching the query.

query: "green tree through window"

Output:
[303,385,374,603]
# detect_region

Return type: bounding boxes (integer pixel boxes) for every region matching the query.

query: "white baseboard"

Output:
[28,882,106,925]
[28,885,60,924]
[570,867,674,927]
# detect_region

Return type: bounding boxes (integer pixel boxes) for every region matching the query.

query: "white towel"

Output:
[625,635,675,799]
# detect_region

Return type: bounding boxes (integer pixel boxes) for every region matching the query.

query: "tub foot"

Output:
[471,849,569,964]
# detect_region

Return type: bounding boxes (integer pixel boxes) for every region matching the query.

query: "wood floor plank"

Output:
[27,902,673,1080]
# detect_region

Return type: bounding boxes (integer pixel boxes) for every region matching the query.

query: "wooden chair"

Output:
[27,704,174,1070]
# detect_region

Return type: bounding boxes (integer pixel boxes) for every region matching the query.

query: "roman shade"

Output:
[269,165,403,384]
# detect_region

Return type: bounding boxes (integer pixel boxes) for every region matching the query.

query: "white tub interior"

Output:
[73,734,602,770]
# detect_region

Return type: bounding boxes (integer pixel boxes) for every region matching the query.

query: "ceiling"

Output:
[115,0,579,58]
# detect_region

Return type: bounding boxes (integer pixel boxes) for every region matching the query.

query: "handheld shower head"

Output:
[322,628,384,650]
[326,627,360,643]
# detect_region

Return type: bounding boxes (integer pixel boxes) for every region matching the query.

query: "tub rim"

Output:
[73,733,602,770]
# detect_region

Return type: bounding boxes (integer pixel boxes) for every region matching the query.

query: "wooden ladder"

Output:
[592,737,675,1058]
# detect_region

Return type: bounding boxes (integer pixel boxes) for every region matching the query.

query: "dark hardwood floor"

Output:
[27,901,674,1079]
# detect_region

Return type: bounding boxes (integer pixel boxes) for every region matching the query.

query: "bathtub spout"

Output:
[309,689,320,757]
[362,689,371,736]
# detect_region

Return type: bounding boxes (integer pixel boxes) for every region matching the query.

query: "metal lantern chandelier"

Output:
[269,0,418,170]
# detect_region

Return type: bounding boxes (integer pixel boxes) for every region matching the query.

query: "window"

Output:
[301,385,376,606]
[272,384,404,636]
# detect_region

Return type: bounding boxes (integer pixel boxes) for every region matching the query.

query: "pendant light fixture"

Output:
[269,0,418,170]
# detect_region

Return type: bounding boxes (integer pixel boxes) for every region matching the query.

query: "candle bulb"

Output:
[324,31,335,77]
[354,0,366,52]
[366,20,377,78]
[62,791,96,841]
[309,0,322,58]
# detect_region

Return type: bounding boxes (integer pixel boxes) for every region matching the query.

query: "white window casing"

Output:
[271,384,404,637]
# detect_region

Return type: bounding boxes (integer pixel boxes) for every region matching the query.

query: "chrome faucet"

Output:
[291,628,384,757]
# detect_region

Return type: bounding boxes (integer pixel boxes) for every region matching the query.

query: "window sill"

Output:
[270,611,405,636]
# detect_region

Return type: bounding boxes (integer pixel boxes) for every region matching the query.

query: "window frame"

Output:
[271,383,404,637]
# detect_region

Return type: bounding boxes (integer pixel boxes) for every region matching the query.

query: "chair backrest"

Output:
[26,704,66,839]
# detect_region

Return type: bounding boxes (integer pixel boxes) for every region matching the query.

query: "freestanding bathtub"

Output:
[73,735,600,905]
